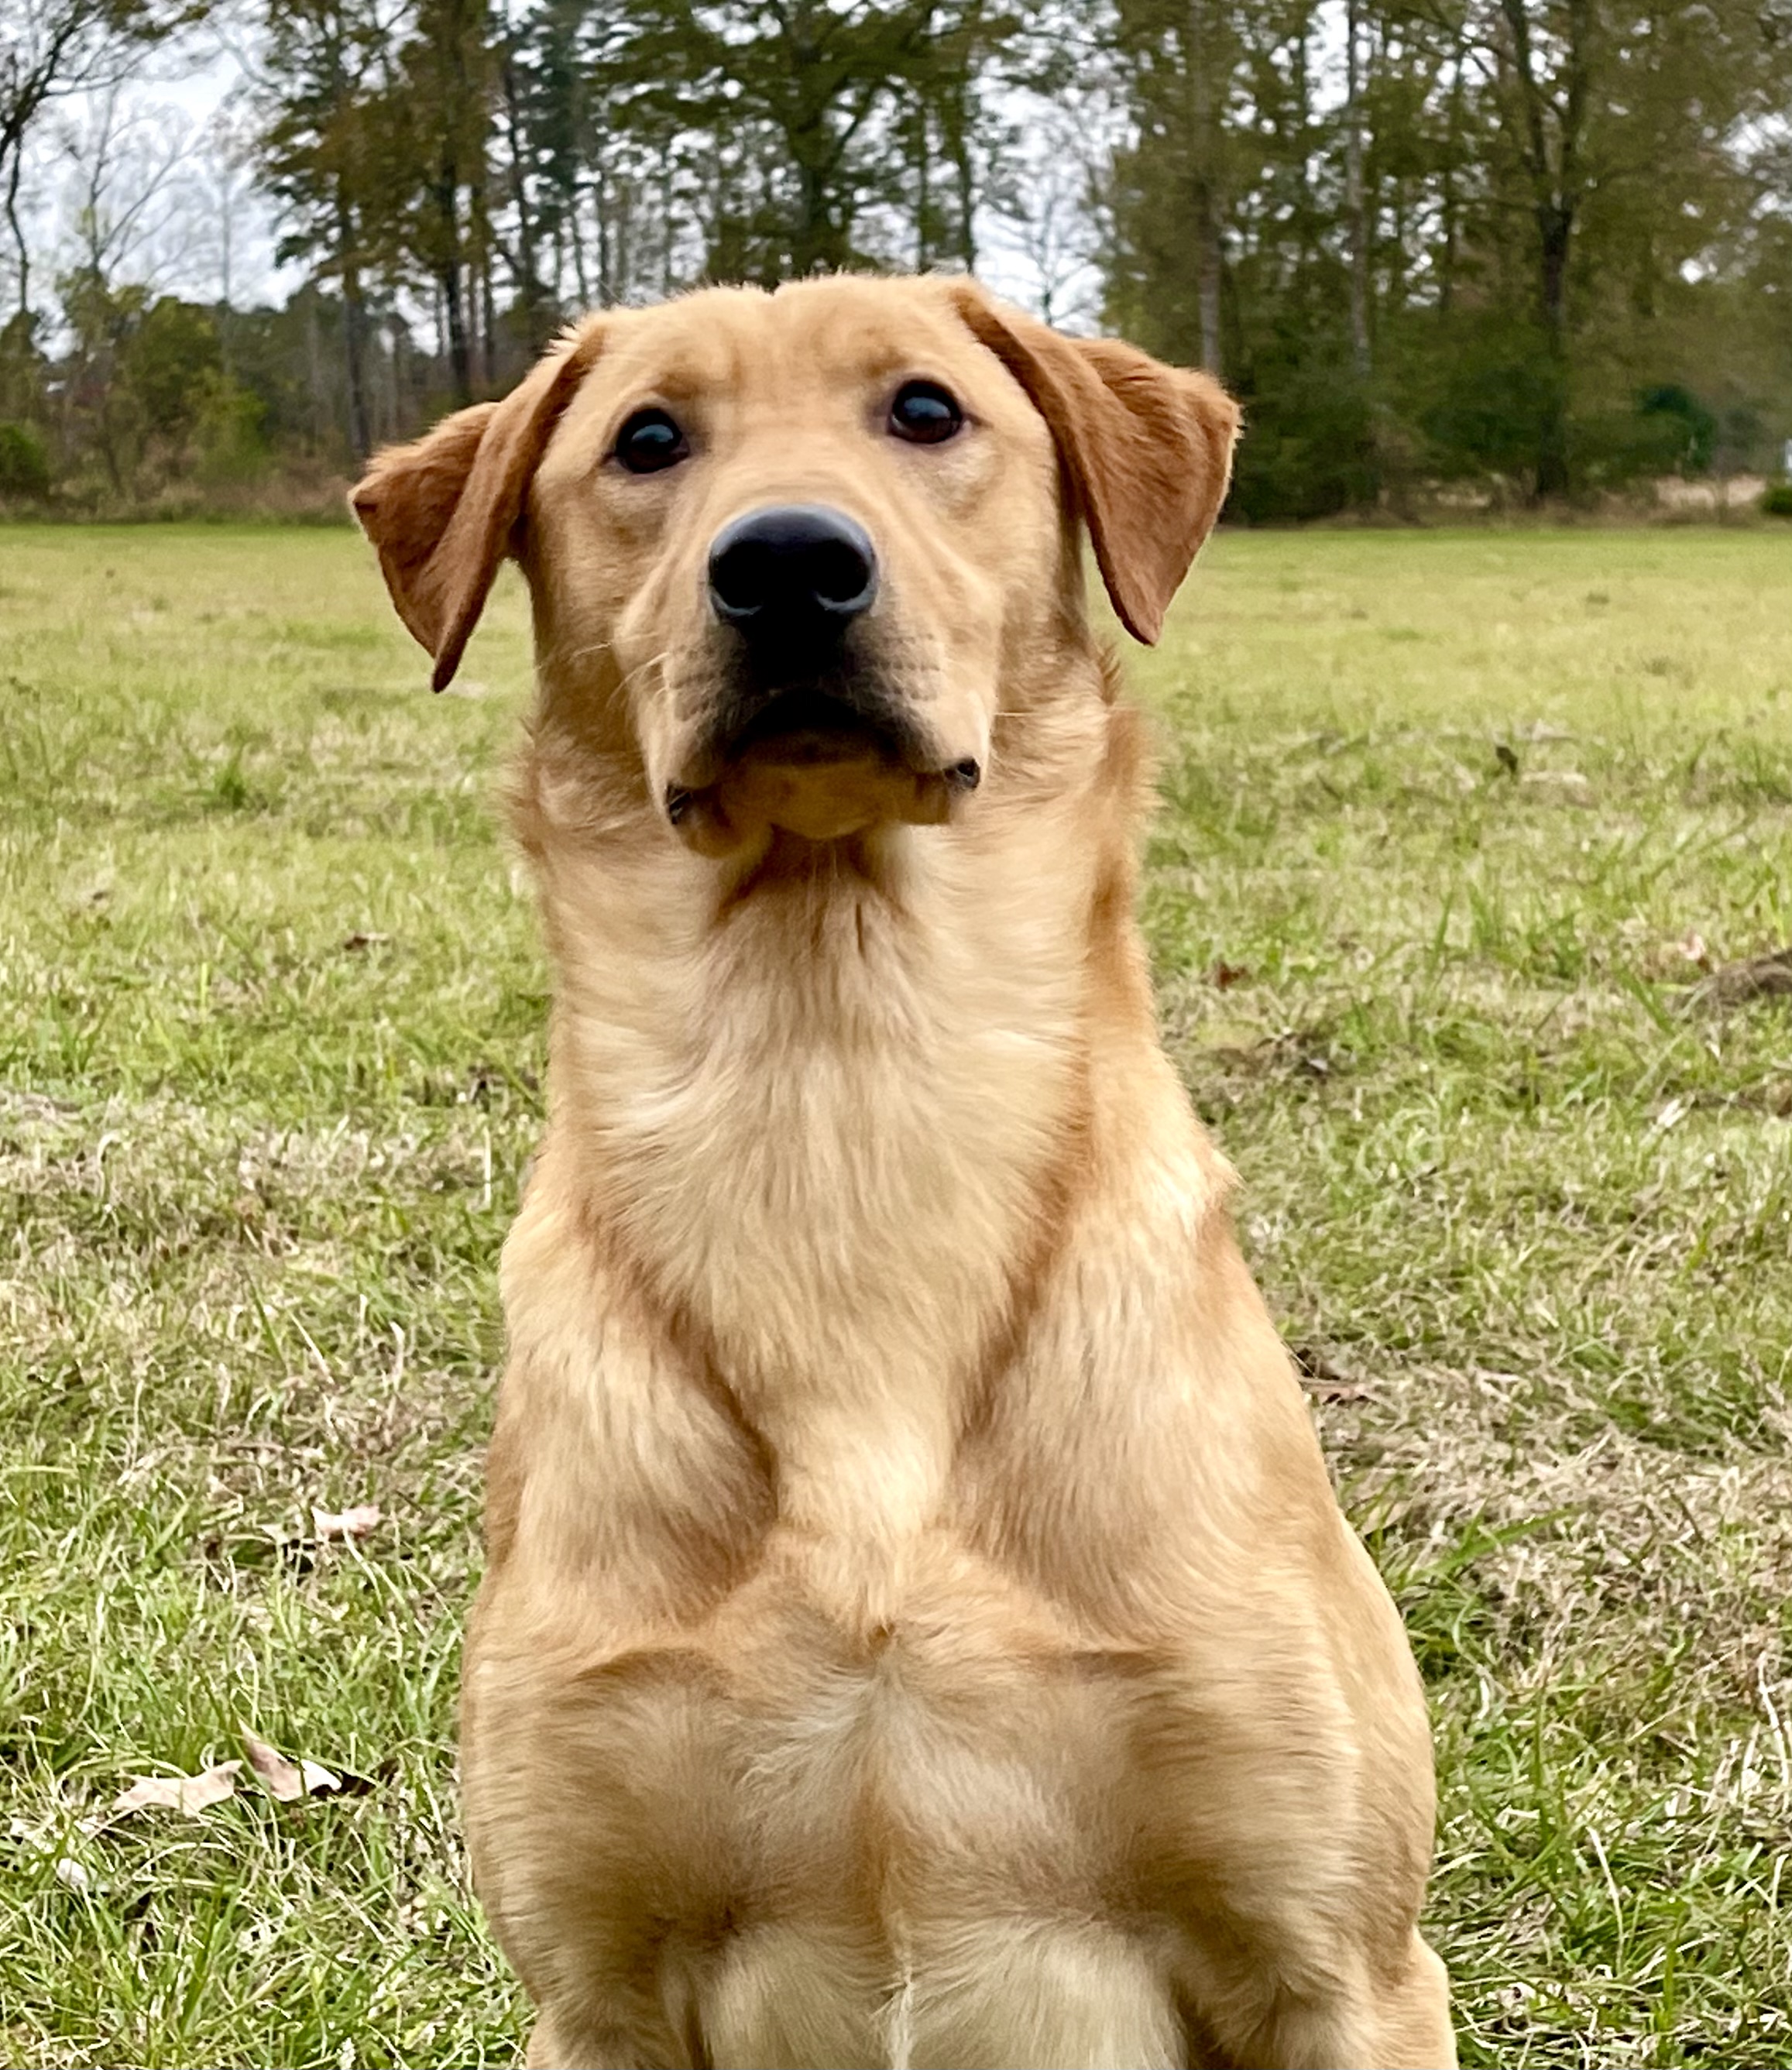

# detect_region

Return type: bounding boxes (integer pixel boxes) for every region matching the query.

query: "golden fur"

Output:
[352,274,1456,2070]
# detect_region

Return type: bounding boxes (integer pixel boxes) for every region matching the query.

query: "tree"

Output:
[0,0,204,318]
[1344,0,1369,376]
[255,0,402,457]
[386,0,496,402]
[57,84,194,296]
[1101,0,1379,513]
[581,0,1009,286]
[1474,0,1595,495]
[1100,0,1792,510]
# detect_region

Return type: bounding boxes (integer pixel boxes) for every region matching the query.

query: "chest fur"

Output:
[538,838,1088,1525]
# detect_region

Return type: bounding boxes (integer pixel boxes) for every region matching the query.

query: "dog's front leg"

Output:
[1183,1929,1455,2070]
[524,1998,695,2070]
[1129,1578,1456,2070]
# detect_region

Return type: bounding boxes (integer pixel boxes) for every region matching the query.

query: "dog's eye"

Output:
[615,408,688,474]
[888,381,962,445]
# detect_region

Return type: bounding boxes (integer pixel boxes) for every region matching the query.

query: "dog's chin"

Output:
[664,688,980,860]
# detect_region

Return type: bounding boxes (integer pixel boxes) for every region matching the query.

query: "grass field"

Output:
[3,521,1790,2068]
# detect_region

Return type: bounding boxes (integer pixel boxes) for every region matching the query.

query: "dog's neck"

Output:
[513,668,1172,1557]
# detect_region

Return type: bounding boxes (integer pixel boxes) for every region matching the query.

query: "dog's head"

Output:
[352,276,1238,857]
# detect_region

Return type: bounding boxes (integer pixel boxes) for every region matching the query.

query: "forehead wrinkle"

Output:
[603,321,748,402]
[767,288,970,386]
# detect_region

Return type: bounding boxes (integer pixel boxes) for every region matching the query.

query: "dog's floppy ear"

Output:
[351,325,603,690]
[949,283,1240,645]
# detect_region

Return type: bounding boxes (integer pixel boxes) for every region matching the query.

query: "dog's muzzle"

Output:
[661,502,980,856]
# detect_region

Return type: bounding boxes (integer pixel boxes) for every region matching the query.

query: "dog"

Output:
[352,273,1455,2070]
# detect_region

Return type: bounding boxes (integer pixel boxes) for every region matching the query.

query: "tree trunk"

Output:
[441,252,472,407]
[1344,0,1370,377]
[304,293,324,449]
[949,109,976,271]
[341,280,371,463]
[1187,0,1224,375]
[592,165,609,305]
[335,187,372,462]
[1498,0,1589,501]
[1439,39,1466,314]
[571,170,592,308]
[913,98,932,269]
[790,146,848,276]
[1535,203,1572,498]
[499,47,546,346]
[481,240,497,388]
[659,154,675,295]
[4,146,29,320]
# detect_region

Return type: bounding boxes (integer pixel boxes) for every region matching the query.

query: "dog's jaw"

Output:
[639,619,994,860]
[663,751,973,859]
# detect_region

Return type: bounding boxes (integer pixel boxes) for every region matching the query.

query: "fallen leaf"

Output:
[1208,960,1251,990]
[112,1761,242,1816]
[312,1502,381,1541]
[53,1856,92,1892]
[341,931,390,953]
[1691,947,1792,1014]
[1291,1346,1373,1403]
[241,1728,342,1803]
[1676,930,1711,970]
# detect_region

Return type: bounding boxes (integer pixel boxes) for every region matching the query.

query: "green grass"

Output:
[4,523,1791,2067]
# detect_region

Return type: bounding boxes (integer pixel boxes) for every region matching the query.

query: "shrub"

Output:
[0,421,50,499]
[1636,384,1717,475]
[1415,321,1559,483]
[125,297,222,444]
[1228,345,1378,524]
[1761,481,1792,518]
[194,372,270,486]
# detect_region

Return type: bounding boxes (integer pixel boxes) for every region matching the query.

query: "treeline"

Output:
[1108,0,1792,516]
[2,0,1790,520]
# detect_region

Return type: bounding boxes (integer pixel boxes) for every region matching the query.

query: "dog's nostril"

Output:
[708,504,878,631]
[945,758,981,792]
[810,538,876,607]
[709,541,775,618]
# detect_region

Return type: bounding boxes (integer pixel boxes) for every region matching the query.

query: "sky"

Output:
[13,36,293,318]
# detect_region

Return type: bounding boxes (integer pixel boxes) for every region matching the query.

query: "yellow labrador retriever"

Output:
[352,274,1455,2070]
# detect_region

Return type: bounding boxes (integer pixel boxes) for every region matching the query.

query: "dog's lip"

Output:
[724,687,911,768]
[664,692,981,849]
[671,688,927,795]
[664,695,981,844]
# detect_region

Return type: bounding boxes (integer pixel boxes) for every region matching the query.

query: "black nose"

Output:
[708,505,878,644]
